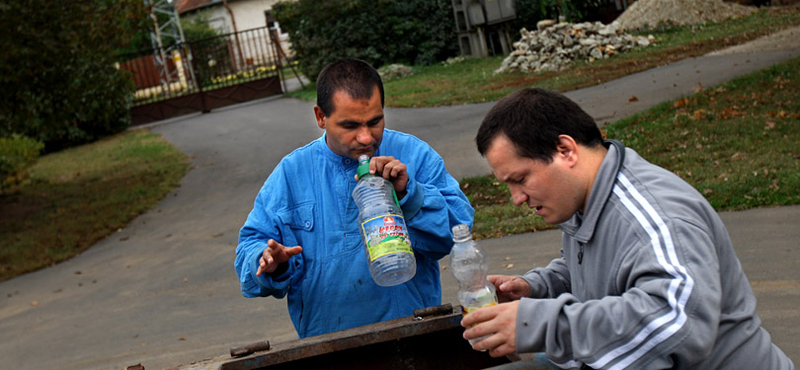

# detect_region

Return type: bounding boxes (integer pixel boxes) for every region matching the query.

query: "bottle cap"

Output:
[452,224,472,242]
[356,155,370,179]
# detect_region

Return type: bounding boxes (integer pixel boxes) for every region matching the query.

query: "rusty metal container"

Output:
[163,304,551,370]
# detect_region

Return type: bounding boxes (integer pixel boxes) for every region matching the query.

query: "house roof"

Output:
[176,0,217,14]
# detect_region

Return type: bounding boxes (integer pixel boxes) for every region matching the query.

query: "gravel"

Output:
[615,0,758,30]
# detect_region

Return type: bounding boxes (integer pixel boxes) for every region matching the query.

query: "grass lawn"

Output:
[288,7,800,107]
[1,6,798,280]
[462,56,800,240]
[0,129,188,281]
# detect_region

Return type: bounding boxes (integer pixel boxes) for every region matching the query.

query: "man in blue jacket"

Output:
[236,58,475,338]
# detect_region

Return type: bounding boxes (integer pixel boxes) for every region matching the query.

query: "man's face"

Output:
[314,86,384,160]
[485,134,584,225]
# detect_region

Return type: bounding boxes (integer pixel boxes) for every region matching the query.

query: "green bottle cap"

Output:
[356,155,371,180]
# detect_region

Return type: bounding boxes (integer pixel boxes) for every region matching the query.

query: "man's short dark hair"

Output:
[316,58,385,116]
[475,88,604,163]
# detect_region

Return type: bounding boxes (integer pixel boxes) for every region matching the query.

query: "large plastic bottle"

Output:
[352,154,416,286]
[449,223,498,344]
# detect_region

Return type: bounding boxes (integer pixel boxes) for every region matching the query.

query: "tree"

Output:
[181,12,222,42]
[0,0,148,152]
[273,0,458,82]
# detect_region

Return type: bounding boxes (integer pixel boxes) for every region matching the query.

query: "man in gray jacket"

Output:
[464,88,794,369]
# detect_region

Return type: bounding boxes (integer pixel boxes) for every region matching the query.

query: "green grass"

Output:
[461,56,800,240]
[459,175,551,239]
[2,8,799,279]
[0,129,189,281]
[605,57,800,211]
[287,7,800,108]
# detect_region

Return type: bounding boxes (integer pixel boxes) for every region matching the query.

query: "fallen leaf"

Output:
[703,189,713,195]
[505,264,514,269]
[628,95,639,102]
[178,337,187,341]
[31,301,39,306]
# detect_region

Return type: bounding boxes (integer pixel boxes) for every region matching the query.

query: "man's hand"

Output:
[368,156,408,198]
[462,301,520,358]
[489,275,532,303]
[257,239,303,276]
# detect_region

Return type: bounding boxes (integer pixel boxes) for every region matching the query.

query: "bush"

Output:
[273,0,459,82]
[507,0,614,32]
[0,134,45,193]
[0,0,144,152]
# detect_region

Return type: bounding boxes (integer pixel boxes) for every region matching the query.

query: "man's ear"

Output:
[556,135,579,167]
[313,105,326,129]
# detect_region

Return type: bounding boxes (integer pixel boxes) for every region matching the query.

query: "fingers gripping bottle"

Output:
[352,155,416,286]
[449,223,498,344]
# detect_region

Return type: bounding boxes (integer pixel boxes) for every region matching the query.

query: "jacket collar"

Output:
[558,140,625,243]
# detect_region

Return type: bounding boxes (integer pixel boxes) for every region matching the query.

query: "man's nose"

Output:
[356,126,373,144]
[509,188,527,207]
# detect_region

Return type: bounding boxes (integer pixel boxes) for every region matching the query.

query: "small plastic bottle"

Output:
[449,223,498,344]
[352,155,416,286]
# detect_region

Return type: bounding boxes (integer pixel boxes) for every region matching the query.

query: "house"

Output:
[176,0,293,41]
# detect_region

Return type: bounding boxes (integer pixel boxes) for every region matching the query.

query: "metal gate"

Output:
[120,26,290,126]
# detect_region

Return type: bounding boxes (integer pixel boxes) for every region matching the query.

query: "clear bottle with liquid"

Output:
[352,155,416,286]
[449,223,498,344]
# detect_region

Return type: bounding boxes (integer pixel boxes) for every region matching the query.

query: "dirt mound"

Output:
[615,0,757,30]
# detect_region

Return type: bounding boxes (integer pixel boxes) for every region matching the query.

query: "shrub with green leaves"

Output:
[272,0,459,82]
[0,134,45,192]
[0,0,144,152]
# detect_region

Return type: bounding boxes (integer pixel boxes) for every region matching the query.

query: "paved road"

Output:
[1,28,798,370]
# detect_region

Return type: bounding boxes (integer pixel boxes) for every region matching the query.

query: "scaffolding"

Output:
[144,0,196,95]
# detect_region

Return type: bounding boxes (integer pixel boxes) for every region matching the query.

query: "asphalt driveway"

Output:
[1,28,798,370]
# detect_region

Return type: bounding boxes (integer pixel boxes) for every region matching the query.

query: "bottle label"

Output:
[461,301,498,316]
[360,214,413,261]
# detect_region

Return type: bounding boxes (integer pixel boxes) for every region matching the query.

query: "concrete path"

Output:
[1,28,798,370]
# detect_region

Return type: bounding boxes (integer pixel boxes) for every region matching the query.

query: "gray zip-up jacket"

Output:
[516,142,793,369]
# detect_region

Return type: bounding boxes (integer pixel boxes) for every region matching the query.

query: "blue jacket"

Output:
[236,129,475,338]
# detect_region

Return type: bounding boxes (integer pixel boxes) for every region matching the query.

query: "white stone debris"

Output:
[495,21,654,74]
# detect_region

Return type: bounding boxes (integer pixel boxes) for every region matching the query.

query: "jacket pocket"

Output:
[277,202,315,232]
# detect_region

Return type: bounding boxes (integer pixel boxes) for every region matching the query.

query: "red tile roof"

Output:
[176,0,214,13]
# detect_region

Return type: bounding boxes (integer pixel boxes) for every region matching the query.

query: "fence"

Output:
[119,26,288,125]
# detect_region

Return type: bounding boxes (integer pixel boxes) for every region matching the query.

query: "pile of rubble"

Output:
[495,21,654,74]
[615,0,757,30]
